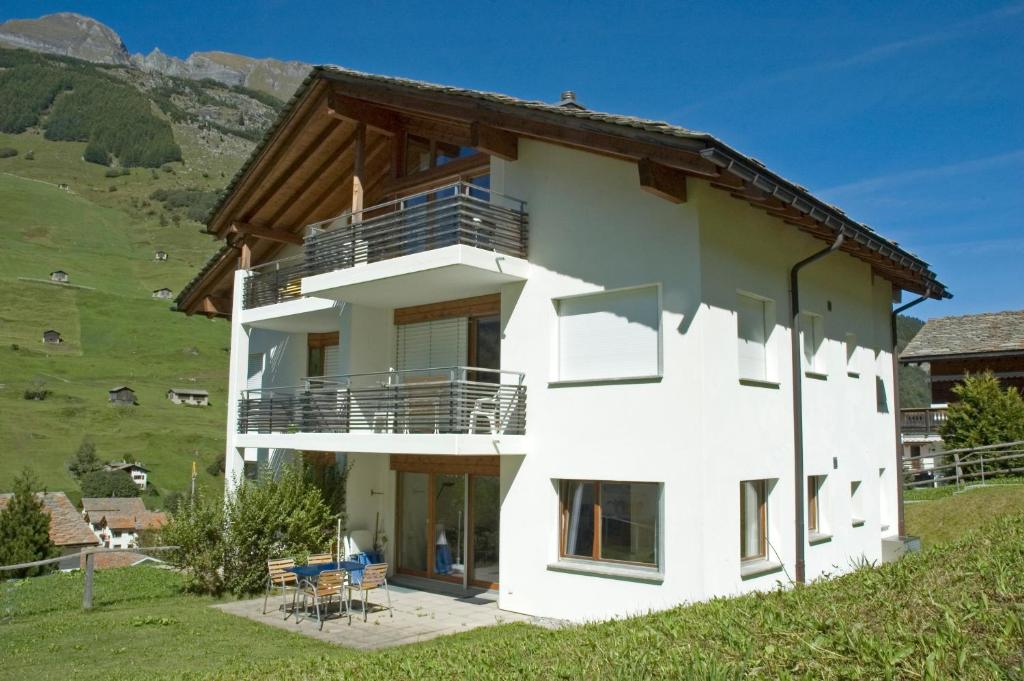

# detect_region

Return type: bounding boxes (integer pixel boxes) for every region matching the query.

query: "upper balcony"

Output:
[235,366,527,455]
[241,181,529,312]
[900,407,947,439]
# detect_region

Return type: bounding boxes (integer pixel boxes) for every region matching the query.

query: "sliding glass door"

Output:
[396,470,499,588]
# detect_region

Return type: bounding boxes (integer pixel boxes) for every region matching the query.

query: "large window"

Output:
[736,293,774,382]
[559,480,660,566]
[800,312,826,375]
[555,285,661,382]
[740,479,768,562]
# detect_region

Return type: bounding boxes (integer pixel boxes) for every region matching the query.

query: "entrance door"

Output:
[396,469,499,588]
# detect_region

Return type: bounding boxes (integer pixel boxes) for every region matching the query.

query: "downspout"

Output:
[890,289,931,537]
[789,233,845,585]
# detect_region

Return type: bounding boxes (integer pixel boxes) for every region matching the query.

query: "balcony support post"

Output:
[352,122,367,219]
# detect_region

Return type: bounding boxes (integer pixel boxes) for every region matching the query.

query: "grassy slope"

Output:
[0,133,233,506]
[2,509,1023,680]
[905,482,1024,547]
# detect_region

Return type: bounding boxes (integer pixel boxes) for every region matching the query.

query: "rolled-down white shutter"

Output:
[557,286,660,381]
[736,294,768,381]
[395,318,468,372]
[246,352,264,390]
[323,344,341,377]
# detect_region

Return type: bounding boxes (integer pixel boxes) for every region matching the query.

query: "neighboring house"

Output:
[93,551,164,570]
[166,388,210,406]
[152,288,173,299]
[0,491,99,569]
[81,497,167,549]
[49,270,69,283]
[108,386,137,405]
[154,250,168,262]
[103,461,149,489]
[898,310,1024,478]
[173,67,949,622]
[42,329,63,344]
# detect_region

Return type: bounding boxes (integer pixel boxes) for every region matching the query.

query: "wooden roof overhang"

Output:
[175,66,949,317]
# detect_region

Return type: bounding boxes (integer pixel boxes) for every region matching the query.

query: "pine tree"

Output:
[0,469,57,578]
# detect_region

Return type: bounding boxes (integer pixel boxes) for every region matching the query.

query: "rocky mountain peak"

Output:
[0,12,131,65]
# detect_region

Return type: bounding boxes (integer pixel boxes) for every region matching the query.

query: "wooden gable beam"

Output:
[263,130,360,227]
[637,158,687,203]
[230,222,303,245]
[199,295,231,317]
[470,123,517,161]
[327,92,401,134]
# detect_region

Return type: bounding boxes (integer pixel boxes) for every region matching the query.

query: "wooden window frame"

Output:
[740,479,768,562]
[557,479,660,568]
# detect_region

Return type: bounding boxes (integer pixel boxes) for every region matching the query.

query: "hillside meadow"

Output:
[0,168,230,505]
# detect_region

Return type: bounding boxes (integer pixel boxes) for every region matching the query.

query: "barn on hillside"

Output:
[108,386,137,406]
[50,270,69,283]
[42,329,63,344]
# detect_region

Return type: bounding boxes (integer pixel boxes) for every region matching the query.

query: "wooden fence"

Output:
[0,546,177,610]
[902,440,1024,489]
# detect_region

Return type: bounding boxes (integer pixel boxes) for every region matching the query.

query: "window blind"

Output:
[246,353,264,390]
[395,318,468,372]
[557,286,660,381]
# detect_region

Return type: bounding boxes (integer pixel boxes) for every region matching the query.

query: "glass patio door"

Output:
[397,472,429,574]
[433,474,466,581]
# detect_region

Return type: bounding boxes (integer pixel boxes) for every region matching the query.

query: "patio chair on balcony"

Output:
[262,557,299,617]
[298,569,347,630]
[399,375,444,434]
[469,384,522,435]
[346,563,392,624]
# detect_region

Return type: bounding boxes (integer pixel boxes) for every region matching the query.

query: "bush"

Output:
[80,470,140,497]
[940,371,1024,466]
[160,492,225,595]
[161,462,336,596]
[23,150,33,160]
[0,147,17,158]
[23,378,51,400]
[83,141,110,166]
[68,438,103,479]
[104,167,129,178]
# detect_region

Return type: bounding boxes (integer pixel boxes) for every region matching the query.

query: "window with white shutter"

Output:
[556,285,661,382]
[246,353,264,390]
[736,293,772,382]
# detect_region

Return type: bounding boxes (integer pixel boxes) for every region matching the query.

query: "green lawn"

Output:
[0,166,230,507]
[905,481,1024,547]
[3,508,1023,680]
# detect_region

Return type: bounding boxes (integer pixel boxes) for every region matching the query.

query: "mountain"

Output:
[0,12,130,66]
[0,12,310,101]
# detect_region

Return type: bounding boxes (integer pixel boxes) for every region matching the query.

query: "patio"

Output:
[213,582,533,650]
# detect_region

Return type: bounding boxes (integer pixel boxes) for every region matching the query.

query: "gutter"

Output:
[890,290,932,537]
[789,233,845,585]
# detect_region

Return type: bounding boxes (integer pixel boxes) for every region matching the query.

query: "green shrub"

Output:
[67,438,103,479]
[940,371,1024,469]
[160,491,226,595]
[161,462,336,596]
[0,147,17,158]
[80,470,140,497]
[23,150,33,160]
[83,141,110,166]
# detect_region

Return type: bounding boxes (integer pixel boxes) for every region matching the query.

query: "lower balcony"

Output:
[235,367,527,456]
[900,407,947,440]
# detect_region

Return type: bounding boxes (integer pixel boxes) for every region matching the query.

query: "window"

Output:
[395,318,468,371]
[740,479,768,562]
[800,313,825,375]
[807,475,826,536]
[559,480,660,566]
[737,293,774,382]
[850,480,864,526]
[556,285,661,382]
[844,333,858,376]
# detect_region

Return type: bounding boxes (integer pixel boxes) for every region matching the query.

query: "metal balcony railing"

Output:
[238,367,526,436]
[242,256,306,309]
[304,181,528,277]
[900,407,948,437]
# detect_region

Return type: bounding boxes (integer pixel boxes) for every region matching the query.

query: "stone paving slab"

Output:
[213,583,531,651]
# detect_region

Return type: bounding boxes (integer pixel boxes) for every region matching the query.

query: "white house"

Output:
[174,66,949,622]
[103,461,149,489]
[166,387,210,406]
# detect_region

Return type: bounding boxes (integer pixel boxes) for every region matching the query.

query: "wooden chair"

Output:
[307,553,333,565]
[347,563,392,624]
[298,569,346,630]
[262,557,298,617]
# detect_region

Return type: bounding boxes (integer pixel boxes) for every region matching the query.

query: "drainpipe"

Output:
[890,289,930,537]
[789,233,845,585]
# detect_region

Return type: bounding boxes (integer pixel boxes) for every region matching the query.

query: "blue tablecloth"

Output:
[287,561,365,584]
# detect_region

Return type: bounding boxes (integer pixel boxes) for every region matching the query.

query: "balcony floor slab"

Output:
[301,245,529,308]
[239,296,343,331]
[236,432,527,456]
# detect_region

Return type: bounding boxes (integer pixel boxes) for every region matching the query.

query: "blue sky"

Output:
[4,1,1023,320]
